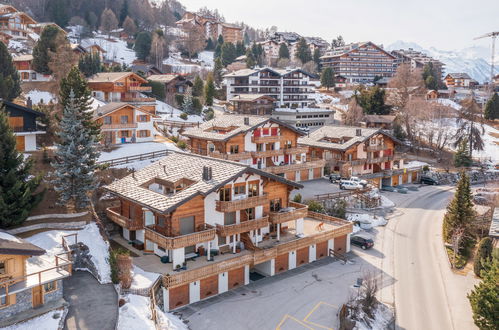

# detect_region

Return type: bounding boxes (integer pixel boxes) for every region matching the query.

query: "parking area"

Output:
[291,178,342,200]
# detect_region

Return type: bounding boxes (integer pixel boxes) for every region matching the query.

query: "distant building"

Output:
[0,4,36,40]
[0,31,12,45]
[229,94,276,115]
[391,48,445,77]
[444,73,477,89]
[3,100,45,151]
[260,32,329,65]
[12,55,51,82]
[272,107,335,130]
[320,41,397,84]
[130,64,163,77]
[176,12,243,44]
[360,115,396,129]
[148,74,193,105]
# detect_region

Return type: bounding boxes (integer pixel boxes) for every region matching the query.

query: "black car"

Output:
[350,235,374,250]
[420,176,439,185]
[329,173,341,183]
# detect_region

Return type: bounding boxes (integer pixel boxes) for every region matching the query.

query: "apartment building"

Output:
[104,152,352,310]
[87,72,156,115]
[4,100,45,152]
[183,114,325,181]
[0,4,36,40]
[320,41,397,84]
[391,48,445,77]
[444,73,478,89]
[260,33,329,65]
[94,102,155,145]
[176,12,243,44]
[225,67,316,108]
[298,126,420,187]
[271,107,336,130]
[229,94,276,115]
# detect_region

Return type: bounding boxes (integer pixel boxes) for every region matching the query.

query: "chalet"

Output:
[0,30,12,45]
[70,43,87,57]
[298,125,419,187]
[87,72,156,115]
[94,102,155,145]
[444,73,477,89]
[148,74,193,105]
[334,75,347,88]
[360,115,396,129]
[0,4,36,40]
[2,100,45,151]
[182,114,325,181]
[104,152,352,310]
[0,232,71,326]
[176,12,243,44]
[82,43,107,62]
[229,94,276,115]
[130,64,163,77]
[12,55,51,82]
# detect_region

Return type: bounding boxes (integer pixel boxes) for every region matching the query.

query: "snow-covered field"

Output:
[98,141,179,162]
[1,309,65,330]
[79,33,137,66]
[25,90,57,105]
[311,91,341,104]
[156,100,204,124]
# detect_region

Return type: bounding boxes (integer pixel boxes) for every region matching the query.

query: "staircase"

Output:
[240,232,260,251]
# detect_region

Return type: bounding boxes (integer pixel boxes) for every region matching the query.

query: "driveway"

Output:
[63,271,118,330]
[291,178,342,200]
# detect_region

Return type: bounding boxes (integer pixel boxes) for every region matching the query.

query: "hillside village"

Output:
[0,1,498,330]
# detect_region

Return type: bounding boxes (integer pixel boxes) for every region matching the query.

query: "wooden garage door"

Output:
[313,167,322,179]
[334,235,347,254]
[275,253,288,274]
[316,241,328,259]
[200,275,218,299]
[169,284,189,309]
[15,136,25,151]
[296,247,309,266]
[412,171,418,182]
[228,267,244,289]
[286,171,296,181]
[402,173,409,184]
[392,175,399,186]
[300,170,308,181]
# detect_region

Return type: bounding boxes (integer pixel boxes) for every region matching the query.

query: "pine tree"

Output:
[182,88,194,114]
[204,73,215,106]
[484,93,499,120]
[135,31,152,61]
[453,139,472,167]
[206,38,214,50]
[119,0,129,26]
[278,43,290,59]
[468,253,498,330]
[217,35,224,45]
[0,107,43,228]
[213,57,224,85]
[32,26,61,75]
[60,67,101,142]
[245,48,256,68]
[78,53,101,77]
[192,76,204,97]
[46,0,69,28]
[442,172,475,242]
[313,48,321,67]
[52,91,99,209]
[236,41,246,57]
[473,237,493,277]
[221,42,237,66]
[355,86,391,115]
[320,67,335,90]
[244,31,250,45]
[454,96,485,158]
[0,42,21,101]
[295,37,312,64]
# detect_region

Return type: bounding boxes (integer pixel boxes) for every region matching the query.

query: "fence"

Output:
[97,150,171,167]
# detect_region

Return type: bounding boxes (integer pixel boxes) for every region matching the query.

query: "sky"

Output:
[178,0,498,51]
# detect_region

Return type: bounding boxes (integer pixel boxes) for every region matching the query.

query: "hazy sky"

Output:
[179,0,497,51]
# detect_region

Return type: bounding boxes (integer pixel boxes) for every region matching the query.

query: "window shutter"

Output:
[6,258,15,274]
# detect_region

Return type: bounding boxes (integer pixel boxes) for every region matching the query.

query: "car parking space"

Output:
[290,178,342,200]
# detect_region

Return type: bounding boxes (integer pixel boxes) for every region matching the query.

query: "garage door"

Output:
[334,235,347,254]
[316,241,328,259]
[228,267,244,289]
[169,284,189,309]
[296,247,309,266]
[275,253,288,274]
[392,175,399,186]
[313,167,322,179]
[15,136,25,151]
[286,171,296,181]
[200,275,218,299]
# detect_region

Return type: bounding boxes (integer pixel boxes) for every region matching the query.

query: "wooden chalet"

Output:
[444,73,477,89]
[130,64,163,77]
[182,114,326,182]
[229,94,276,116]
[87,72,156,115]
[0,4,36,40]
[360,115,396,129]
[2,100,45,151]
[104,152,352,310]
[148,74,193,105]
[298,125,420,187]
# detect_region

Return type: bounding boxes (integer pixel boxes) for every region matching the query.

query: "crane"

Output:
[474,31,498,86]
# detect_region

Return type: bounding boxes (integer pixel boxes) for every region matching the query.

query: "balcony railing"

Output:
[207,151,252,161]
[251,135,281,144]
[101,123,138,130]
[216,216,269,237]
[121,97,156,103]
[128,86,152,92]
[145,224,216,250]
[283,146,309,155]
[265,159,326,174]
[366,145,388,152]
[106,207,143,230]
[216,194,268,213]
[269,202,308,225]
[251,149,284,158]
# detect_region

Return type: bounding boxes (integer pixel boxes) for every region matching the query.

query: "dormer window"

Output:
[144,178,196,196]
[104,116,112,125]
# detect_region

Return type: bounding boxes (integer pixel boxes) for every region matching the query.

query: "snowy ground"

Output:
[347,213,388,232]
[0,309,65,330]
[311,91,341,104]
[155,100,204,124]
[25,90,57,105]
[130,266,160,290]
[98,141,179,162]
[435,98,461,110]
[26,223,111,284]
[78,32,137,66]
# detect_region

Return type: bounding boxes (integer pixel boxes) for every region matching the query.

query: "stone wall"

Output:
[0,288,32,320]
[70,242,101,282]
[44,280,63,304]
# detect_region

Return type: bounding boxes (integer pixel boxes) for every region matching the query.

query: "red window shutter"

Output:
[253,158,258,165]
[385,161,391,169]
[271,127,278,136]
[254,129,261,137]
[284,155,289,163]
[263,128,269,135]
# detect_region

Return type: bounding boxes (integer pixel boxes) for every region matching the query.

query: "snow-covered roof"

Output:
[0,232,46,256]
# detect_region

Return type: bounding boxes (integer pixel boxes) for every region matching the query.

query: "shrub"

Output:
[307,200,324,213]
[180,112,188,120]
[175,94,184,107]
[109,248,129,284]
[293,194,302,203]
[326,199,347,219]
[422,165,430,172]
[170,136,179,143]
[474,237,493,277]
[177,141,187,150]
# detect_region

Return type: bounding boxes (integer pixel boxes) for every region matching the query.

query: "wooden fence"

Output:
[97,150,171,167]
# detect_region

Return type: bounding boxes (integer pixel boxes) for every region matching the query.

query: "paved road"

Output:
[377,186,478,330]
[63,271,118,330]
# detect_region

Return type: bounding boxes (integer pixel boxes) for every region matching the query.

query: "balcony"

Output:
[251,149,284,158]
[106,207,143,230]
[121,97,156,103]
[265,159,326,174]
[216,194,268,213]
[283,146,309,155]
[269,202,308,225]
[366,156,393,164]
[145,224,216,250]
[365,145,388,152]
[128,86,152,92]
[101,123,138,130]
[216,216,269,237]
[251,135,281,144]
[208,151,252,161]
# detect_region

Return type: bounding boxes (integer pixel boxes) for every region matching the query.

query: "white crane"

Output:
[474,31,498,86]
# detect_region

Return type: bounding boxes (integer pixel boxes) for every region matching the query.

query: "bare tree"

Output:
[100,8,119,39]
[343,98,364,126]
[48,33,77,94]
[150,31,168,68]
[179,24,205,59]
[122,16,137,37]
[454,96,485,158]
[450,226,465,268]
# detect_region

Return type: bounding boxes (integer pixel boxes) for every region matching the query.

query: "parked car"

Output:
[339,181,363,190]
[350,235,374,250]
[420,176,439,185]
[329,173,341,183]
[349,176,368,187]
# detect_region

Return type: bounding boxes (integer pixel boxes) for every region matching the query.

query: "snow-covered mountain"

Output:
[386,41,497,84]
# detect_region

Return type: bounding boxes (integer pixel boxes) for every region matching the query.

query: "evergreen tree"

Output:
[473,237,493,277]
[119,0,129,26]
[251,43,264,66]
[52,91,99,209]
[46,0,69,28]
[313,48,321,67]
[135,31,152,61]
[246,48,256,68]
[214,43,222,59]
[217,35,224,45]
[192,76,204,97]
[442,172,475,242]
[453,139,472,167]
[32,26,61,75]
[355,86,391,115]
[213,57,224,85]
[454,96,485,158]
[278,43,290,59]
[295,37,312,64]
[206,38,214,50]
[244,31,250,45]
[0,107,43,228]
[182,88,194,114]
[221,42,237,66]
[204,73,215,106]
[468,253,498,330]
[236,41,246,57]
[100,8,119,39]
[78,53,101,77]
[60,67,100,140]
[331,35,345,48]
[123,16,137,37]
[422,62,445,90]
[320,67,335,90]
[0,42,21,101]
[484,92,499,120]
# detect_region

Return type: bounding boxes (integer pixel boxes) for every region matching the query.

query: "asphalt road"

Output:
[377,186,479,330]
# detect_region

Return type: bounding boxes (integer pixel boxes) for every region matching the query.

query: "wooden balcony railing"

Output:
[145,224,216,250]
[216,216,269,237]
[216,194,268,213]
[251,149,284,158]
[121,97,156,103]
[265,159,326,174]
[251,135,281,144]
[208,151,252,161]
[101,123,138,130]
[106,207,144,230]
[269,202,308,225]
[128,86,152,92]
[283,146,309,155]
[365,145,388,152]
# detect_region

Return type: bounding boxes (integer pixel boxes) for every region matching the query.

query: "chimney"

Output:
[356,128,362,137]
[202,166,213,181]
[26,97,32,108]
[243,117,250,125]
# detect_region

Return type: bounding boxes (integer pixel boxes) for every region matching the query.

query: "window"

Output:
[43,281,57,293]
[138,130,149,138]
[234,185,246,195]
[224,212,236,225]
[219,187,231,201]
[0,295,8,307]
[120,130,129,138]
[120,116,129,124]
[103,116,112,125]
[248,182,259,197]
[245,208,255,220]
[31,72,37,80]
[256,144,263,152]
[270,199,281,212]
[229,145,239,154]
[138,115,148,122]
[0,261,5,274]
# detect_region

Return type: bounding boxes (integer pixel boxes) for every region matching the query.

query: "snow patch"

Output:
[0,232,22,243]
[25,90,57,105]
[1,309,64,330]
[130,266,160,290]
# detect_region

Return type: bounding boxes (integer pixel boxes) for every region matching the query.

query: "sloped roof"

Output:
[104,152,302,213]
[148,74,181,83]
[0,232,45,256]
[229,94,275,102]
[446,73,472,79]
[1,100,44,117]
[224,67,316,79]
[12,54,33,62]
[321,41,396,60]
[88,72,148,84]
[361,115,396,124]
